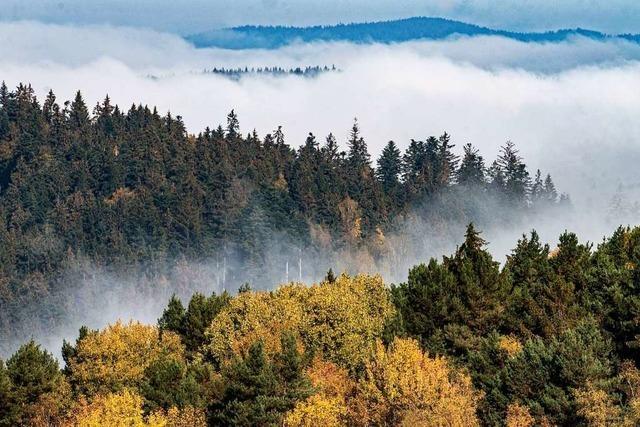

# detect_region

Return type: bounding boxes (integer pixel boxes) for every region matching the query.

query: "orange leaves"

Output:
[287,338,483,427]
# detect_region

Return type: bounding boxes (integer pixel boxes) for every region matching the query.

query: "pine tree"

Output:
[226,109,240,139]
[347,118,370,171]
[543,174,558,204]
[376,140,401,193]
[182,292,231,354]
[496,142,530,206]
[531,169,544,206]
[209,335,310,426]
[69,91,89,129]
[458,143,486,188]
[158,295,186,335]
[5,341,61,425]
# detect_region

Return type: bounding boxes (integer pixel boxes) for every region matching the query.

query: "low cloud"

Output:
[1,22,637,229]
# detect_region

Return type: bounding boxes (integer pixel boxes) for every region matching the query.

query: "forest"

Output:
[186,17,640,50]
[0,83,567,359]
[3,83,632,426]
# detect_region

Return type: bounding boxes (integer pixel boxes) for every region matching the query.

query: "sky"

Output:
[3,0,640,34]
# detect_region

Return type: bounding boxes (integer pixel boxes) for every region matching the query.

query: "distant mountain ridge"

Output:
[186,16,640,49]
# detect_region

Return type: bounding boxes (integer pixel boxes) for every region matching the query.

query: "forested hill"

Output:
[0,83,565,357]
[186,16,640,49]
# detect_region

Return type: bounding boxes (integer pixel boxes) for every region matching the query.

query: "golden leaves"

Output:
[506,402,535,427]
[498,335,524,358]
[68,320,184,395]
[354,338,481,427]
[70,389,152,427]
[205,274,395,372]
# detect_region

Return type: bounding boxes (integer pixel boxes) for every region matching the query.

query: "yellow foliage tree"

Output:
[303,274,394,370]
[68,320,184,395]
[574,386,622,427]
[351,338,481,427]
[206,283,308,362]
[498,335,523,358]
[284,394,347,427]
[505,402,535,427]
[206,274,394,371]
[70,389,165,427]
[285,358,355,427]
[572,362,640,427]
[150,406,207,427]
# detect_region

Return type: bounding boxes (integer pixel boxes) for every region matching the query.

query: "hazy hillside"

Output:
[186,16,640,49]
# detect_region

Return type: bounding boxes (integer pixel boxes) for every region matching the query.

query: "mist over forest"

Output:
[0,12,639,427]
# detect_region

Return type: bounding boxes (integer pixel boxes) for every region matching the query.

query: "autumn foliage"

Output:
[2,224,640,426]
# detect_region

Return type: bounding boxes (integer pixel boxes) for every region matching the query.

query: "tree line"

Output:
[1,224,639,426]
[203,65,338,79]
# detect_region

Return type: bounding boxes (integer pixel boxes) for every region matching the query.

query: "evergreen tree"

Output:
[226,109,240,139]
[376,140,401,193]
[401,138,427,196]
[140,356,205,412]
[457,143,486,188]
[5,341,61,425]
[346,118,370,171]
[182,292,231,354]
[496,142,530,206]
[0,360,13,427]
[435,132,459,188]
[322,133,339,161]
[69,91,90,129]
[158,295,186,335]
[209,334,311,426]
[530,169,544,206]
[543,173,558,204]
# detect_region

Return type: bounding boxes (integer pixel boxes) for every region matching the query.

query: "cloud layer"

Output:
[3,22,639,197]
[0,21,637,240]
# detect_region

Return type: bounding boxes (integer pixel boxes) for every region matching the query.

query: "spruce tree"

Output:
[435,132,458,188]
[543,174,558,204]
[347,118,370,171]
[531,169,544,206]
[5,341,61,425]
[158,295,186,335]
[496,142,530,206]
[458,143,486,188]
[226,109,240,139]
[69,91,89,129]
[376,140,401,193]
